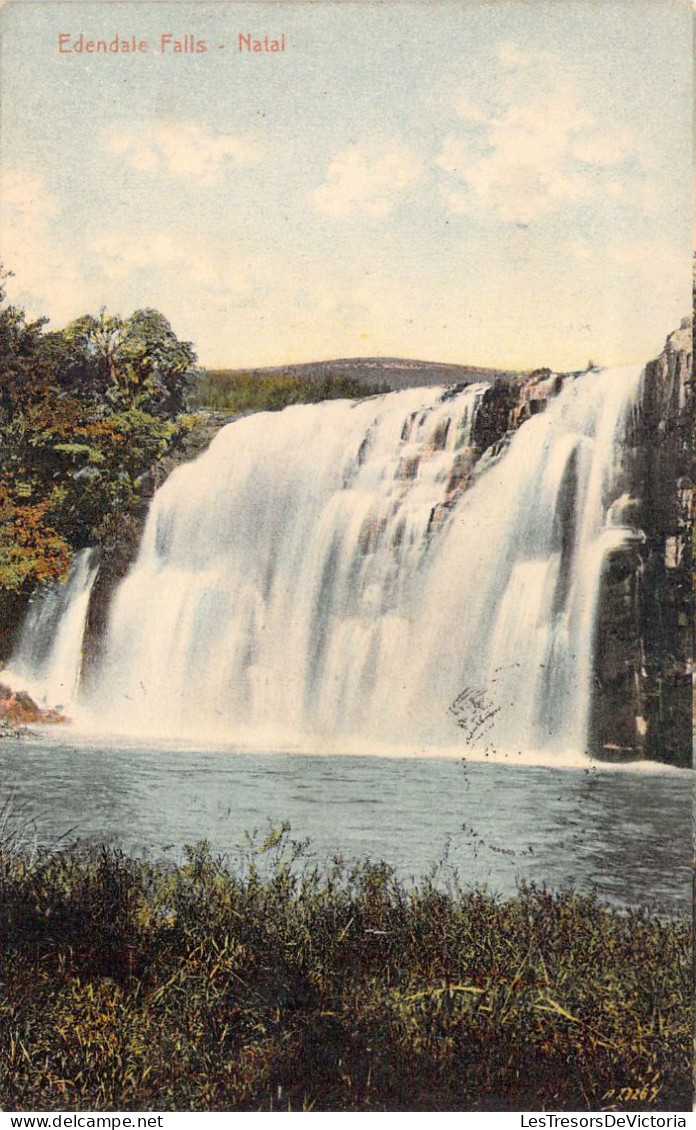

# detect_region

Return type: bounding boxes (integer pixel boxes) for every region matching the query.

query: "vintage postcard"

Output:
[0,0,692,1115]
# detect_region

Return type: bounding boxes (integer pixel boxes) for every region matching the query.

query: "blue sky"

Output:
[0,0,692,369]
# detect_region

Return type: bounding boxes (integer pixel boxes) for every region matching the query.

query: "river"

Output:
[0,733,690,914]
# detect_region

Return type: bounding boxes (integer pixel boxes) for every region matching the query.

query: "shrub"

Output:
[0,831,691,1111]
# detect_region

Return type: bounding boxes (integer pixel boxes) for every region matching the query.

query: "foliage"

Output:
[193,369,388,415]
[61,308,198,415]
[0,268,196,593]
[0,831,690,1112]
[0,485,71,592]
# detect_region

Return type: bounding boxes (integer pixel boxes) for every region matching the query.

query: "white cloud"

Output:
[634,179,662,215]
[605,180,625,199]
[453,93,487,124]
[92,228,253,297]
[92,231,185,281]
[567,235,687,288]
[0,170,89,322]
[1,171,58,220]
[187,257,250,297]
[435,135,471,177]
[571,130,637,167]
[437,46,645,226]
[606,238,685,281]
[438,185,472,216]
[313,145,421,218]
[568,238,593,261]
[106,122,258,186]
[497,42,533,69]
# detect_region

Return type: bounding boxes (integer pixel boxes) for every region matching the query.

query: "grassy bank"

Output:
[193,370,387,414]
[0,829,691,1112]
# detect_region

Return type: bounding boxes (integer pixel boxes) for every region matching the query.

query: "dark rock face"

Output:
[589,323,692,766]
[80,511,146,687]
[590,538,647,759]
[0,590,33,667]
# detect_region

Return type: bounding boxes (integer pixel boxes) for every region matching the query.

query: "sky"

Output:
[0,0,692,370]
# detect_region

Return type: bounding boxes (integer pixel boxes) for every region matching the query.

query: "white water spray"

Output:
[8,367,643,754]
[6,548,97,709]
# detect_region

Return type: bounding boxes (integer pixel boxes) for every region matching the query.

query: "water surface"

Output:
[1,735,690,914]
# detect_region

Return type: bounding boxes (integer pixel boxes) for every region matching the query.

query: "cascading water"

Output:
[8,366,643,756]
[80,383,488,745]
[6,548,97,710]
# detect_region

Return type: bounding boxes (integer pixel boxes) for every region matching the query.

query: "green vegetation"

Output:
[193,368,387,415]
[0,269,198,595]
[0,829,690,1111]
[0,267,386,601]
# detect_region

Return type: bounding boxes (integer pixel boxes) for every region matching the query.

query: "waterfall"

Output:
[9,366,643,755]
[6,548,97,709]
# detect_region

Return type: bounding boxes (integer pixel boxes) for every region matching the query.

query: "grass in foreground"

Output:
[0,827,691,1112]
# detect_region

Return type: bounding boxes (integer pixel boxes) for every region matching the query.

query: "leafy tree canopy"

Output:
[61,306,198,415]
[0,267,197,594]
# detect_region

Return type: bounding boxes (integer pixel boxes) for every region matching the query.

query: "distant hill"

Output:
[205,357,527,392]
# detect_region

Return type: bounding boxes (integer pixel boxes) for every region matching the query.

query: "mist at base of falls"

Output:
[7,366,644,757]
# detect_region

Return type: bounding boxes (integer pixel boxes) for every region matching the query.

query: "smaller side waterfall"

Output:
[6,548,97,709]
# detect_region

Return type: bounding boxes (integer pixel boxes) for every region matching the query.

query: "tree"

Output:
[0,267,50,416]
[118,309,198,415]
[61,307,197,414]
[0,272,196,595]
[61,309,124,392]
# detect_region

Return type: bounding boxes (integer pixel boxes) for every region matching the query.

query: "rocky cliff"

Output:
[589,322,692,766]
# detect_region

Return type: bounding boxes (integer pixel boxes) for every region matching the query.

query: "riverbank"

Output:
[0,832,691,1111]
[0,683,68,728]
